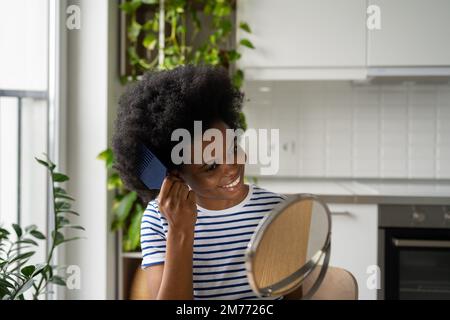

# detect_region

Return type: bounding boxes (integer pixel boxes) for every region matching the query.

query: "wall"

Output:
[64,0,117,299]
[243,80,450,179]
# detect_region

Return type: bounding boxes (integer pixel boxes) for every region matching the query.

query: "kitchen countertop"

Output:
[254,178,450,205]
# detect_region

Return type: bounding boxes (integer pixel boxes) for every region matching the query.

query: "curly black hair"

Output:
[112,65,244,202]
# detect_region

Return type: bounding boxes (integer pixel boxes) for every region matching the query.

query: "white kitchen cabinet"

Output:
[368,0,450,66]
[237,0,367,79]
[327,203,379,300]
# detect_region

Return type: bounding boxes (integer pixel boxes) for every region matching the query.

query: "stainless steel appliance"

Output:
[378,205,450,300]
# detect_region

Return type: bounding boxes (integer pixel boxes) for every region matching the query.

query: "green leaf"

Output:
[17,239,38,246]
[58,236,85,245]
[239,22,252,33]
[239,39,255,49]
[120,0,142,14]
[50,275,66,286]
[30,230,46,240]
[53,172,69,182]
[55,201,71,211]
[107,173,123,190]
[96,149,114,170]
[55,193,75,201]
[15,278,35,297]
[127,204,144,251]
[142,0,158,5]
[35,156,56,170]
[113,191,137,224]
[24,225,38,233]
[21,265,36,277]
[143,33,157,50]
[59,225,85,231]
[227,50,241,62]
[56,216,70,227]
[12,224,22,238]
[56,209,79,216]
[232,69,244,89]
[52,231,65,246]
[10,251,35,264]
[54,187,67,195]
[128,20,142,43]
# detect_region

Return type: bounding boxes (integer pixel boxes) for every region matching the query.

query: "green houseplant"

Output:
[99,0,254,253]
[0,155,84,299]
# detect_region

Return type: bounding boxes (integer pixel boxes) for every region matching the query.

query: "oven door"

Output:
[383,228,450,300]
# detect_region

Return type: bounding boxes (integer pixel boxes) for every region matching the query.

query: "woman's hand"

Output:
[157,175,197,234]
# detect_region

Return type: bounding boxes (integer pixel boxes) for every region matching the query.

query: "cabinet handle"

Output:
[392,238,450,249]
[331,211,352,216]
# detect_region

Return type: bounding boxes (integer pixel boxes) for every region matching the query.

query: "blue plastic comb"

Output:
[137,143,167,190]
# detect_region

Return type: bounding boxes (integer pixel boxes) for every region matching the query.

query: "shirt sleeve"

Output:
[140,200,167,269]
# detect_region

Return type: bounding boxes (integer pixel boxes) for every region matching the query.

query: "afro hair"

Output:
[112,65,244,202]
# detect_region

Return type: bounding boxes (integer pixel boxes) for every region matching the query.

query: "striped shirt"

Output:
[140,184,288,300]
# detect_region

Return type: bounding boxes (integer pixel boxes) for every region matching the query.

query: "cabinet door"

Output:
[327,203,378,300]
[237,0,367,69]
[368,0,450,66]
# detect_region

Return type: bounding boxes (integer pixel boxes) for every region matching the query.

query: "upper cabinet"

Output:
[237,0,450,80]
[237,0,368,80]
[368,0,450,67]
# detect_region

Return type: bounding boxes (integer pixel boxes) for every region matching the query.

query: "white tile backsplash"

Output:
[243,80,450,179]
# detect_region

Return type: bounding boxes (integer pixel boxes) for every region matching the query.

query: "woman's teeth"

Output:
[222,175,240,188]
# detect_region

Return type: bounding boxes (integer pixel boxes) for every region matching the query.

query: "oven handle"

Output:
[392,238,450,248]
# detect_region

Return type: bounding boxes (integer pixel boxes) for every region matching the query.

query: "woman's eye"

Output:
[206,162,218,172]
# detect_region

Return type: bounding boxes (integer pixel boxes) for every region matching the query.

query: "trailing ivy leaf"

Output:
[107,173,123,190]
[113,191,137,224]
[52,172,69,182]
[30,230,46,240]
[128,203,144,251]
[239,39,255,49]
[232,69,244,89]
[96,149,114,170]
[12,224,22,238]
[143,33,157,50]
[239,22,252,33]
[120,0,142,14]
[21,265,36,277]
[128,20,142,43]
[227,50,241,62]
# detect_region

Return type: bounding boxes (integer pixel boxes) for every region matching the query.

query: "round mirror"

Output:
[245,194,331,299]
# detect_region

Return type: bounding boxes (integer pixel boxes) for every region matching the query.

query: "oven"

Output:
[378,205,450,300]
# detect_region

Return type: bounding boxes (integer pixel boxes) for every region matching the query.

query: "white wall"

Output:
[244,80,450,179]
[64,0,116,299]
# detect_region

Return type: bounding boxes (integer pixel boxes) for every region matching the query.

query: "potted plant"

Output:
[0,155,84,300]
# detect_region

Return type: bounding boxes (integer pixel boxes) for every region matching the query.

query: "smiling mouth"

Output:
[220,174,241,189]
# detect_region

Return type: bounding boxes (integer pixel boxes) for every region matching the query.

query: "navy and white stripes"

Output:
[140,184,287,300]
